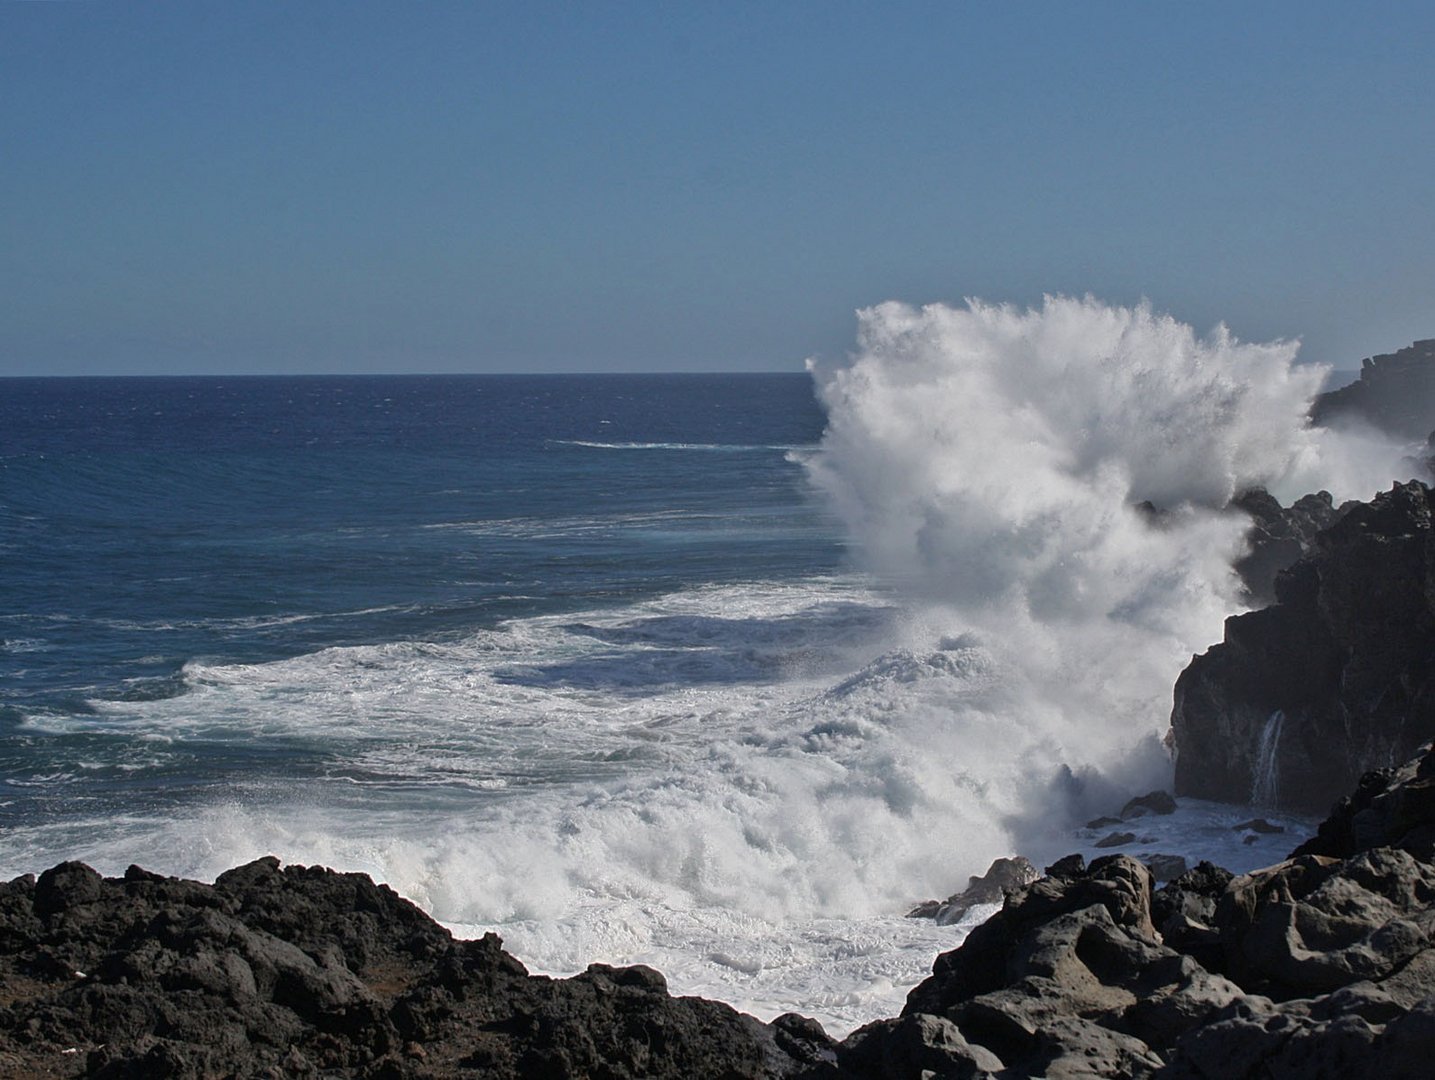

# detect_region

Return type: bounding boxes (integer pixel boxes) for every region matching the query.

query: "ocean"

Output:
[5,301,1399,1034]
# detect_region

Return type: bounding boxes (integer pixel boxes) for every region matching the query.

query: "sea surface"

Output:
[0,367,1316,1034]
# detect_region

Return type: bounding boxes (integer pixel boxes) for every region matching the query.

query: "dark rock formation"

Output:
[907,857,1038,925]
[1291,746,1435,861]
[826,745,1435,1078]
[1120,791,1178,820]
[1172,480,1435,812]
[1229,488,1346,606]
[7,748,1435,1077]
[0,857,822,1078]
[1311,339,1435,439]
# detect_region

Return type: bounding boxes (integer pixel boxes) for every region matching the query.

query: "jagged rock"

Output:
[904,855,1162,1017]
[907,856,1039,926]
[0,859,801,1079]
[1292,743,1435,860]
[1120,791,1178,820]
[1086,815,1123,829]
[1172,480,1435,812]
[1232,818,1285,834]
[1214,848,1435,997]
[9,751,1435,1078]
[1230,487,1346,605]
[1095,831,1137,849]
[1311,339,1435,440]
[882,748,1435,1078]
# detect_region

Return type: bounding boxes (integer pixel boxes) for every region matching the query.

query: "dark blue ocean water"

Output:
[1,374,839,831]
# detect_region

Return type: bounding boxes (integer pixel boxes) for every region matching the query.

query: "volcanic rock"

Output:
[1311,338,1435,440]
[907,856,1039,925]
[0,857,815,1079]
[1120,791,1178,819]
[1172,479,1435,813]
[843,745,1435,1077]
[1229,487,1346,605]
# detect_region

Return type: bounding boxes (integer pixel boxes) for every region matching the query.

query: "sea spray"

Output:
[803,296,1371,848]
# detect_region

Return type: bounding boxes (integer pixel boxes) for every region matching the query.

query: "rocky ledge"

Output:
[0,858,825,1078]
[7,747,1435,1077]
[1173,479,1435,812]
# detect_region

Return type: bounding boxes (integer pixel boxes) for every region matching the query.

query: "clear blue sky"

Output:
[3,1,1432,375]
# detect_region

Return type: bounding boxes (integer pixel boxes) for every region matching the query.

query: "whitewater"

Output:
[0,298,1417,1035]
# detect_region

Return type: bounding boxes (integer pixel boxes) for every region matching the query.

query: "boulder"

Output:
[907,856,1039,926]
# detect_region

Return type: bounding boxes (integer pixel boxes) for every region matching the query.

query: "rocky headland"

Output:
[1311,339,1435,439]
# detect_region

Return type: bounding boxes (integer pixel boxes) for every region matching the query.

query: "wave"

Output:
[803,294,1413,845]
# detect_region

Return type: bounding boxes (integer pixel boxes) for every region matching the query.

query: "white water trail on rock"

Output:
[1251,710,1285,808]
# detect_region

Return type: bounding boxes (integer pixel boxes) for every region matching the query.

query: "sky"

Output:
[2,1,1433,376]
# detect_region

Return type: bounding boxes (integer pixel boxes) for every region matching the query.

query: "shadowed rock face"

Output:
[0,858,823,1079]
[1172,480,1435,813]
[1311,339,1435,440]
[1229,488,1347,607]
[832,746,1435,1079]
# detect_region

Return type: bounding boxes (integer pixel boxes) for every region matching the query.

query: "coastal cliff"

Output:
[1172,479,1435,812]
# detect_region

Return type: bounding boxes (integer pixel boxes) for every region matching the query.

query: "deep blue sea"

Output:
[1,374,835,818]
[0,353,1323,1032]
[2,374,956,1030]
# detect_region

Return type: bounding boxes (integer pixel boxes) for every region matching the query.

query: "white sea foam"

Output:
[805,296,1416,835]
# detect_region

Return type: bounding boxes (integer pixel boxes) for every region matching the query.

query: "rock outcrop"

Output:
[907,857,1039,925]
[1172,479,1435,812]
[0,857,823,1079]
[6,749,1435,1078]
[829,746,1435,1078]
[1228,488,1346,606]
[1311,339,1435,439]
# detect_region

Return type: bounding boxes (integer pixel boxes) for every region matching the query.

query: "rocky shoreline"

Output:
[4,744,1434,1078]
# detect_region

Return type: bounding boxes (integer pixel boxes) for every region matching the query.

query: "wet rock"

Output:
[1172,480,1435,813]
[908,857,1040,926]
[1232,818,1285,834]
[1095,831,1137,849]
[1121,791,1177,819]
[1229,487,1345,606]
